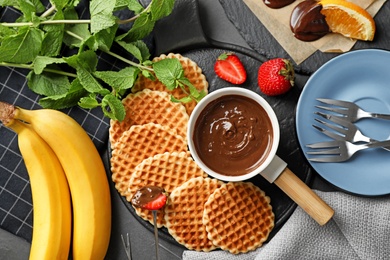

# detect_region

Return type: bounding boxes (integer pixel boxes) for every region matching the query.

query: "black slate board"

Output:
[113,45,313,245]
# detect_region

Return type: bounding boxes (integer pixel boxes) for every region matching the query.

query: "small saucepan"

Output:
[187,87,334,225]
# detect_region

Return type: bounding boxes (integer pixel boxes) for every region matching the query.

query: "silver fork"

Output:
[121,233,132,260]
[316,98,390,122]
[313,112,390,151]
[306,139,390,162]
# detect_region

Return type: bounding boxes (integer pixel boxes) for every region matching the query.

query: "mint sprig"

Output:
[0,0,205,121]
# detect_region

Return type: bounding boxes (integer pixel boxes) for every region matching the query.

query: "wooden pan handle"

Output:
[274,167,334,225]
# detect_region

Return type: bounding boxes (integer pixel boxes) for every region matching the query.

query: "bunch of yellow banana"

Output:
[0,102,111,259]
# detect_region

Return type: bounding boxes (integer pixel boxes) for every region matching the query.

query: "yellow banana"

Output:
[5,119,71,260]
[14,107,112,260]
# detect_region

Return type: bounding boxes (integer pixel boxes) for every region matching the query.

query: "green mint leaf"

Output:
[116,12,154,42]
[0,25,15,41]
[63,8,90,48]
[141,69,155,80]
[114,0,128,11]
[127,0,144,13]
[150,0,175,21]
[31,16,42,27]
[153,58,182,90]
[0,26,43,63]
[18,0,45,21]
[41,11,65,57]
[50,0,72,10]
[30,0,45,13]
[62,23,90,48]
[33,56,66,74]
[114,0,144,12]
[65,49,97,72]
[64,50,109,95]
[94,23,118,52]
[82,34,99,51]
[177,75,206,102]
[27,70,70,96]
[90,0,117,34]
[78,95,100,109]
[170,95,192,103]
[143,60,153,66]
[77,67,109,95]
[153,58,205,103]
[94,66,139,93]
[191,89,207,102]
[101,93,126,121]
[0,0,18,7]
[66,0,80,7]
[117,40,150,62]
[18,0,36,21]
[178,77,199,97]
[39,78,88,109]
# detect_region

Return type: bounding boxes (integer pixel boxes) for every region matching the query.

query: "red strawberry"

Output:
[131,186,168,211]
[258,58,294,96]
[214,53,247,84]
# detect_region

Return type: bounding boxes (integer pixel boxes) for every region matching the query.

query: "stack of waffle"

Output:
[109,53,275,254]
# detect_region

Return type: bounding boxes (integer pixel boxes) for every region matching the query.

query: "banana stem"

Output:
[0,102,17,126]
[3,118,25,134]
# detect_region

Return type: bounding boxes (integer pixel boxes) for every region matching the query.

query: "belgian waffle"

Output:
[131,53,209,116]
[126,152,207,227]
[109,89,189,148]
[203,182,275,254]
[165,177,223,251]
[110,123,188,196]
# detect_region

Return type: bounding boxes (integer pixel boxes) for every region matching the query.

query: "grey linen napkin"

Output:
[183,190,390,260]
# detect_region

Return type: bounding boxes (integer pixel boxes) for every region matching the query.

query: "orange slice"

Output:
[319,0,375,41]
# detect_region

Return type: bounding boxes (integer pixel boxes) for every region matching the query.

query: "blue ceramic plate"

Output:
[296,49,390,196]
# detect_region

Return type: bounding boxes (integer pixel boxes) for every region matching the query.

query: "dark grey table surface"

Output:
[2,0,388,259]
